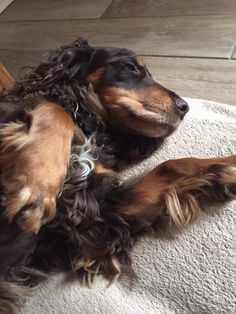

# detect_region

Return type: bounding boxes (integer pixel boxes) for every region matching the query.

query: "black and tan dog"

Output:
[0,38,235,313]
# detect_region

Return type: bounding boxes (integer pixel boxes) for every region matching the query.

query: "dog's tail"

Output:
[0,279,31,314]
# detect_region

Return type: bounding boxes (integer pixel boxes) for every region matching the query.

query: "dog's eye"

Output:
[124,62,139,74]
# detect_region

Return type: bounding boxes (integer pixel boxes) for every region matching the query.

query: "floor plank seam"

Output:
[0,50,233,61]
[1,13,236,23]
[100,0,113,18]
[0,17,104,23]
[101,13,236,20]
[138,54,230,60]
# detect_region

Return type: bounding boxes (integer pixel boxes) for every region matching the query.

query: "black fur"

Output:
[0,38,163,313]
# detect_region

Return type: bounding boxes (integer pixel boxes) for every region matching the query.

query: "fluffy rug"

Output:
[24,98,236,314]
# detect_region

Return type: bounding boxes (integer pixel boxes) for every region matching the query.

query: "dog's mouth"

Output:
[106,99,183,138]
[135,111,181,138]
[100,87,187,138]
[138,98,188,137]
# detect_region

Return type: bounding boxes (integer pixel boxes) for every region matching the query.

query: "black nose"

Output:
[174,97,189,115]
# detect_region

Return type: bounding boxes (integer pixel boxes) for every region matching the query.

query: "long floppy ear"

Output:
[13,38,94,93]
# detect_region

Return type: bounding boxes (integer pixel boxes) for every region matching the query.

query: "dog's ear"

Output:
[18,39,94,92]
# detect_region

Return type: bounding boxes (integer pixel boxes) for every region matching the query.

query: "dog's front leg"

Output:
[0,101,74,232]
[116,156,236,227]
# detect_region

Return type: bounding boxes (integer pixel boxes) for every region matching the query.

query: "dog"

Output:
[0,38,235,313]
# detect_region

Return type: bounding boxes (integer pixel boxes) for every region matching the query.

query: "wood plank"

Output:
[0,16,235,58]
[0,0,15,15]
[144,57,236,105]
[0,0,112,21]
[0,49,42,78]
[103,0,236,18]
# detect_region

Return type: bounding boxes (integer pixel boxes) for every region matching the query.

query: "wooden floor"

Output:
[0,0,236,104]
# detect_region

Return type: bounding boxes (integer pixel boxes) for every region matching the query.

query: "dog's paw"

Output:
[215,158,236,198]
[191,156,236,203]
[2,184,57,233]
[0,154,65,233]
[0,139,69,232]
[0,102,74,233]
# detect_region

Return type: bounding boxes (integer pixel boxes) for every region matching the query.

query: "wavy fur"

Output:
[0,39,236,313]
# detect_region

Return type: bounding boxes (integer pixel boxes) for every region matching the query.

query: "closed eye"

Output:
[124,62,139,74]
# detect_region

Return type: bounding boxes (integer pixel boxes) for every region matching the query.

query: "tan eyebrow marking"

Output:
[86,67,104,84]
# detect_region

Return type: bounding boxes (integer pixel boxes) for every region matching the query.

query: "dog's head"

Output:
[85,45,189,138]
[21,38,189,138]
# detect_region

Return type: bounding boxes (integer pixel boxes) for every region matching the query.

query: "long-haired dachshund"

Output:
[0,38,235,313]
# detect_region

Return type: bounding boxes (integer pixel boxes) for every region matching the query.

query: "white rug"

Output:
[24,99,236,314]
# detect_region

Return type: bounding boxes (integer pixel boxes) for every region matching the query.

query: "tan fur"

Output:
[219,165,236,198]
[100,86,180,138]
[72,254,122,287]
[19,187,31,202]
[73,258,99,287]
[0,120,32,151]
[94,162,115,175]
[164,167,236,227]
[121,156,236,227]
[86,67,104,84]
[110,256,122,283]
[0,101,75,232]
